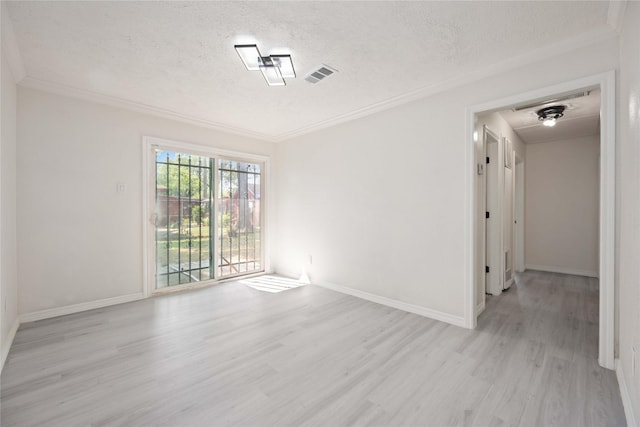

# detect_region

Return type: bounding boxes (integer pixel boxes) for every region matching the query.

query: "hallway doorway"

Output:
[465,71,616,369]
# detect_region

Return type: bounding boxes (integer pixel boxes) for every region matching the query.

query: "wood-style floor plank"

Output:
[0,272,627,426]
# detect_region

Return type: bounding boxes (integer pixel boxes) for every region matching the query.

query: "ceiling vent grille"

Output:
[305,65,337,84]
[511,91,591,112]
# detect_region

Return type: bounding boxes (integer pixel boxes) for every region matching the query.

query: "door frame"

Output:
[502,136,515,290]
[142,136,271,297]
[514,155,525,273]
[464,71,616,370]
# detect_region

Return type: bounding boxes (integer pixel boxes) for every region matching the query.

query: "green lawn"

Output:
[155,225,261,267]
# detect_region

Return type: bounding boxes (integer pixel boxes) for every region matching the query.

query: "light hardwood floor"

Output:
[1,272,626,426]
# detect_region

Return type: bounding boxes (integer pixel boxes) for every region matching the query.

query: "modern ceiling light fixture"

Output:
[536,105,566,127]
[234,44,295,86]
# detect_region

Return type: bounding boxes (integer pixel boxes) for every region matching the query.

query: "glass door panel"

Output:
[155,150,214,289]
[217,160,262,278]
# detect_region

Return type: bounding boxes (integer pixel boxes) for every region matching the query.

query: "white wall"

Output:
[477,112,526,161]
[16,88,275,316]
[274,37,618,322]
[1,42,19,369]
[525,135,600,277]
[616,1,640,424]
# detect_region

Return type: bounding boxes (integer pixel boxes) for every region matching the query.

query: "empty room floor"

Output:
[1,271,626,426]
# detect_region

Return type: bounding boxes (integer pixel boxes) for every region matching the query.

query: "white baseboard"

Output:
[314,281,466,328]
[504,278,514,289]
[476,301,486,316]
[616,359,638,427]
[1,318,20,372]
[20,293,145,323]
[525,264,598,278]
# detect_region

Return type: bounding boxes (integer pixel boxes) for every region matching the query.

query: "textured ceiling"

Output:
[6,1,612,141]
[500,89,601,144]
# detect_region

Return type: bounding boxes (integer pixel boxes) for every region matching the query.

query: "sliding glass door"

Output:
[217,160,262,277]
[152,147,264,290]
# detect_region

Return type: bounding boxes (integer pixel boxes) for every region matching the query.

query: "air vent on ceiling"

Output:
[305,65,337,84]
[511,91,591,112]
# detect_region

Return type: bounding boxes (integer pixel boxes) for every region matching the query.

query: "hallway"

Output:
[477,270,624,425]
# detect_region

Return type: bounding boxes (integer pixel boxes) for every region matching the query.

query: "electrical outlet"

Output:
[116,183,127,193]
[309,255,313,265]
[633,346,637,377]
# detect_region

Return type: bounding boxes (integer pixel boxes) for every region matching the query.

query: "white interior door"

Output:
[485,128,502,296]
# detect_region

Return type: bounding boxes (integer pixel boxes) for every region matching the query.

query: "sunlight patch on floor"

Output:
[240,275,307,293]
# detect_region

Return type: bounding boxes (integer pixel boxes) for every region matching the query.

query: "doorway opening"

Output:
[465,71,615,369]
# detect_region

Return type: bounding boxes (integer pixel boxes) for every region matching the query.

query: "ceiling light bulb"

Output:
[536,105,565,127]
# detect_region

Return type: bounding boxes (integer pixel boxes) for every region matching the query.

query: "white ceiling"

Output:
[5,1,614,141]
[499,89,601,144]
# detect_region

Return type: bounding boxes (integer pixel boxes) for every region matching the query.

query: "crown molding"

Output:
[6,2,270,142]
[1,2,26,82]
[13,23,618,144]
[273,25,618,142]
[607,0,628,33]
[18,76,277,142]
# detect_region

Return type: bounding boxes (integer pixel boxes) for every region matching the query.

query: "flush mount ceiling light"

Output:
[537,105,566,127]
[234,44,295,86]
